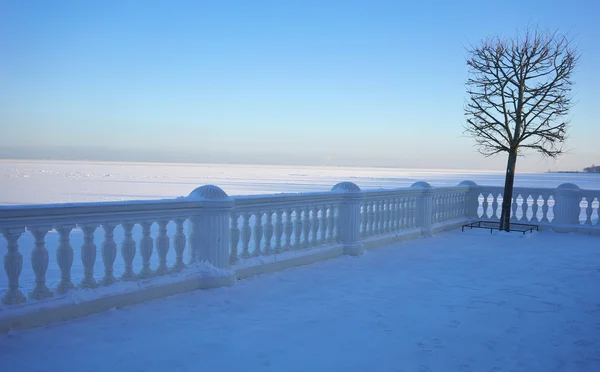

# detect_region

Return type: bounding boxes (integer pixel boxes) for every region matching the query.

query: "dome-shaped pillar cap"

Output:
[331,182,361,193]
[557,183,580,190]
[459,180,477,187]
[188,185,230,200]
[410,181,433,189]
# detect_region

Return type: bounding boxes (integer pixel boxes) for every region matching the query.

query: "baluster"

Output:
[523,195,531,221]
[101,223,118,285]
[240,212,252,258]
[531,194,540,222]
[252,211,263,256]
[386,200,393,231]
[511,196,519,221]
[54,224,75,294]
[443,194,448,220]
[363,202,371,236]
[284,208,294,251]
[380,200,386,232]
[138,221,155,279]
[274,209,284,253]
[390,199,397,231]
[403,198,409,228]
[369,201,377,235]
[373,200,379,233]
[585,196,594,225]
[263,210,274,254]
[311,206,319,246]
[79,224,98,288]
[378,200,385,231]
[155,220,171,276]
[434,196,440,223]
[443,194,448,221]
[229,212,240,264]
[377,200,384,234]
[334,206,341,242]
[382,200,389,233]
[454,193,460,218]
[293,207,303,250]
[172,218,187,271]
[390,199,396,231]
[453,193,458,218]
[398,198,405,229]
[120,222,137,281]
[360,203,366,237]
[188,218,197,264]
[302,206,311,248]
[1,228,26,304]
[496,194,503,219]
[392,198,399,231]
[590,195,600,227]
[28,226,53,300]
[319,205,328,244]
[542,195,551,223]
[327,204,336,243]
[482,193,489,218]
[411,197,418,227]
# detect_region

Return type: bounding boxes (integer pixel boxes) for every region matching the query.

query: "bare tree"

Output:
[464,27,578,231]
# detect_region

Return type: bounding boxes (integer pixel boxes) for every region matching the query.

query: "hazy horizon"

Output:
[1,1,598,172]
[1,145,595,172]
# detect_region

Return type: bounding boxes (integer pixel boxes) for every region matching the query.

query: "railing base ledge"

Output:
[0,272,235,334]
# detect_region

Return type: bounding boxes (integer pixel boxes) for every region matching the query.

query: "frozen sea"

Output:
[1,159,599,205]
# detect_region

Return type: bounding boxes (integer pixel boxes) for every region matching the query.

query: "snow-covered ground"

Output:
[2,229,599,372]
[2,159,600,205]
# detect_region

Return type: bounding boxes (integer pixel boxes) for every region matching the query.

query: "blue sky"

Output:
[1,0,598,171]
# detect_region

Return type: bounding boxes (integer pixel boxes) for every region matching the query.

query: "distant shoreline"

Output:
[546,171,600,174]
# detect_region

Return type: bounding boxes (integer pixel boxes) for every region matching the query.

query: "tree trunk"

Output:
[499,149,517,231]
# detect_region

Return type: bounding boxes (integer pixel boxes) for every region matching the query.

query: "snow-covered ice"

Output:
[2,229,599,372]
[2,159,600,205]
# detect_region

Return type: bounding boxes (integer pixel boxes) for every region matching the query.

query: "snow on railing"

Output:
[0,180,598,313]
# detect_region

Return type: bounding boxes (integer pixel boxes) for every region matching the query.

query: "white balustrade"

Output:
[1,181,598,310]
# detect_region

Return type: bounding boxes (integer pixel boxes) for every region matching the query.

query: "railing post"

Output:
[459,180,479,220]
[187,185,234,269]
[2,228,26,305]
[331,182,363,256]
[411,182,433,236]
[553,183,581,233]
